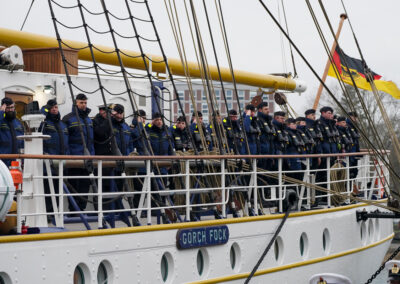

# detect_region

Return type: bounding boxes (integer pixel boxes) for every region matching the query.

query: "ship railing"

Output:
[0,150,390,231]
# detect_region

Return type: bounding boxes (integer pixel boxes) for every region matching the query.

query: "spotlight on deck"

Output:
[0,45,24,71]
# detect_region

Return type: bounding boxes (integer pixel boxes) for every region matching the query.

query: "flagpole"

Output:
[312,14,347,110]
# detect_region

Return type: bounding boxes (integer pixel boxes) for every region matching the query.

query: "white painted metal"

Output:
[0,161,15,222]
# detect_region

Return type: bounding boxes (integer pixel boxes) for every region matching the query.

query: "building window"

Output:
[177,91,184,102]
[215,89,220,101]
[226,90,233,100]
[238,90,244,101]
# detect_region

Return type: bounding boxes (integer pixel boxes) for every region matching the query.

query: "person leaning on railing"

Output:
[0,97,24,167]
[39,99,69,215]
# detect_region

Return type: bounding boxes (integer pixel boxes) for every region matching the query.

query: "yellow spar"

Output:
[0,27,306,91]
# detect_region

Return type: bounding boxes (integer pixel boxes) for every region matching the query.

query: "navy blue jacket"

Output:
[190,122,211,152]
[285,127,305,170]
[316,116,339,154]
[169,125,192,151]
[0,111,24,166]
[145,123,174,156]
[272,120,289,155]
[346,119,360,153]
[40,107,69,155]
[242,113,260,154]
[112,118,133,156]
[62,107,94,155]
[222,118,243,154]
[257,112,275,155]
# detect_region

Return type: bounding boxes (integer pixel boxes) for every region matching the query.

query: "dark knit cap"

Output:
[305,109,316,116]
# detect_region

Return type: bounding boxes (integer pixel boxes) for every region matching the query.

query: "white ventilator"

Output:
[0,160,15,222]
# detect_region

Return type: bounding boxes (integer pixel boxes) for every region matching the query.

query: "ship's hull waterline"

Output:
[0,202,392,283]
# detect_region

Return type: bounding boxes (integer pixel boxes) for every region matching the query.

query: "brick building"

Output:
[172,81,275,123]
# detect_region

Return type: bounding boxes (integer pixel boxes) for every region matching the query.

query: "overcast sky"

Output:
[1,0,399,113]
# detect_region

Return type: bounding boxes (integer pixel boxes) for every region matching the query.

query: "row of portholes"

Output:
[161,243,241,283]
[360,219,380,245]
[0,261,111,284]
[274,228,332,264]
[73,261,111,284]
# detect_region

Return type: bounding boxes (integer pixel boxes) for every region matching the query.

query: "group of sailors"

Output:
[0,94,361,215]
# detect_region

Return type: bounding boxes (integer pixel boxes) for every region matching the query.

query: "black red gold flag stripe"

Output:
[328,47,400,99]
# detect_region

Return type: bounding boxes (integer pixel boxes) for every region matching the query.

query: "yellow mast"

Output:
[0,27,305,92]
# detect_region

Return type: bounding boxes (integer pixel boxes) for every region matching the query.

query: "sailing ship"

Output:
[0,1,398,283]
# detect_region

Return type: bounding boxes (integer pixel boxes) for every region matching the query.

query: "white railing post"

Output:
[222,159,226,218]
[185,160,190,221]
[252,159,258,215]
[16,186,22,234]
[363,155,369,199]
[278,158,283,212]
[98,160,103,229]
[327,157,331,207]
[59,161,64,228]
[306,158,311,208]
[146,160,152,225]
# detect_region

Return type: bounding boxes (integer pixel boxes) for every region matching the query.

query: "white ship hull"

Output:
[0,202,392,284]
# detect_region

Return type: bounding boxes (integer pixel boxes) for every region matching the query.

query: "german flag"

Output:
[328,46,400,99]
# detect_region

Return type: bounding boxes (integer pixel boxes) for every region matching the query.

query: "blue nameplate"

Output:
[176,225,229,249]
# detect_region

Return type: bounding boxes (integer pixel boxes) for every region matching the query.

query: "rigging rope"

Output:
[314,0,397,196]
[257,0,400,197]
[20,0,35,31]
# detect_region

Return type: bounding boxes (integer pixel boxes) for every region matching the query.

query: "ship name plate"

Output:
[176,225,229,249]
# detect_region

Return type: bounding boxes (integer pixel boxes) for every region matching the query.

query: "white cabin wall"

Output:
[0,70,164,125]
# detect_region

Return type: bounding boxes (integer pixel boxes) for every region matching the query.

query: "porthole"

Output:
[274,236,284,264]
[360,221,367,245]
[229,242,241,272]
[322,228,331,255]
[73,263,90,284]
[197,250,204,275]
[368,219,374,243]
[0,273,11,284]
[97,260,113,284]
[230,245,236,269]
[299,232,309,259]
[160,252,174,283]
[196,249,209,278]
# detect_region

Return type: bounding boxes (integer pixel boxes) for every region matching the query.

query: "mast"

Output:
[0,27,306,92]
[312,14,347,110]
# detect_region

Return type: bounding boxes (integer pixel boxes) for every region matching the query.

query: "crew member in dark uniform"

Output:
[285,118,306,181]
[257,102,275,169]
[305,109,322,169]
[315,106,339,194]
[222,109,243,154]
[93,104,112,156]
[272,111,289,156]
[0,97,24,166]
[62,93,94,212]
[346,112,361,179]
[336,117,353,153]
[242,104,260,155]
[190,111,211,152]
[40,99,69,214]
[296,117,315,155]
[130,109,149,209]
[170,116,192,152]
